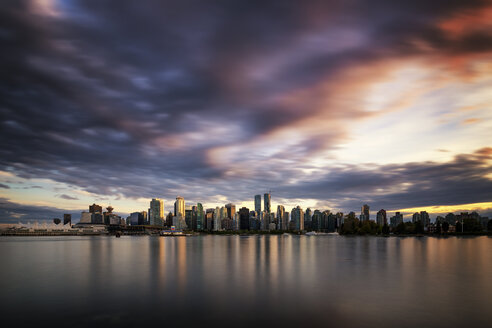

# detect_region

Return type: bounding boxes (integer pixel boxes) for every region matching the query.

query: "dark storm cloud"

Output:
[0,183,10,189]
[0,197,82,223]
[0,0,491,214]
[58,194,78,200]
[277,148,492,212]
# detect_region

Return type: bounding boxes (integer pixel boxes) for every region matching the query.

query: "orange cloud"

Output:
[462,118,481,125]
[438,6,492,38]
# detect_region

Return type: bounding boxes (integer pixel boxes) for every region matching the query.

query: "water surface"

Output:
[0,235,491,327]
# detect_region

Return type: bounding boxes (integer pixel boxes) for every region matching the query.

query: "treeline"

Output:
[339,217,390,235]
[340,217,492,236]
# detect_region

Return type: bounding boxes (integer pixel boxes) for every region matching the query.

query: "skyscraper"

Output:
[185,205,193,229]
[420,211,430,229]
[291,206,304,231]
[213,206,221,231]
[361,204,370,221]
[390,212,403,228]
[239,207,250,230]
[205,208,214,231]
[149,198,164,226]
[264,193,271,213]
[276,205,285,230]
[225,203,236,219]
[195,203,204,231]
[174,196,185,218]
[376,209,387,226]
[254,195,261,214]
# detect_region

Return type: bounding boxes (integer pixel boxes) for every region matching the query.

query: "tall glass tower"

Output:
[174,196,185,217]
[254,195,261,214]
[264,193,271,213]
[149,198,164,226]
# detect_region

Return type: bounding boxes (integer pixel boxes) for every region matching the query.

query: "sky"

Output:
[1,0,492,222]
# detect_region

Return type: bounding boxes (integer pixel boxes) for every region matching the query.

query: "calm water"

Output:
[0,235,491,328]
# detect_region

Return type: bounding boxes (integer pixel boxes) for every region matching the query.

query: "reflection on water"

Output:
[0,235,491,328]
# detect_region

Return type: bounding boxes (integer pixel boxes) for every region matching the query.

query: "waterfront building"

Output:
[80,211,92,223]
[282,212,289,230]
[233,212,240,231]
[254,195,261,214]
[412,212,421,223]
[173,216,188,230]
[150,198,164,226]
[63,214,71,225]
[92,212,103,224]
[239,207,250,230]
[376,209,387,226]
[166,211,173,226]
[291,206,304,231]
[264,193,271,213]
[185,205,193,229]
[109,214,121,225]
[324,211,336,232]
[390,212,404,228]
[140,211,148,225]
[276,205,285,230]
[174,196,185,218]
[445,213,456,225]
[213,207,221,231]
[259,211,269,230]
[220,206,227,221]
[336,212,344,229]
[420,211,430,228]
[361,204,370,221]
[195,203,204,231]
[312,210,322,231]
[89,203,102,214]
[130,212,140,225]
[225,203,236,219]
[305,208,312,230]
[206,208,214,231]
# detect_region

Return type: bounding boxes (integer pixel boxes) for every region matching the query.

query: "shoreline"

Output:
[1,231,490,237]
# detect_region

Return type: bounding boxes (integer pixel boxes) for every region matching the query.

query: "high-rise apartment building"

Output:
[276,205,285,230]
[225,203,236,219]
[376,209,387,226]
[361,204,370,221]
[239,207,250,230]
[254,195,261,214]
[174,196,185,218]
[149,198,164,226]
[195,203,204,231]
[291,206,304,231]
[264,193,271,213]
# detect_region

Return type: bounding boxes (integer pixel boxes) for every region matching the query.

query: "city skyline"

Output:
[1,1,492,222]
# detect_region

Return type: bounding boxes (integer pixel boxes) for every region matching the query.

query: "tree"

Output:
[382,224,390,235]
[414,221,424,234]
[488,219,492,232]
[442,221,449,233]
[395,222,406,234]
[456,221,462,233]
[435,221,441,234]
[53,218,61,225]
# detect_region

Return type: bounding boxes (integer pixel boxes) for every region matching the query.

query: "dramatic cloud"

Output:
[0,1,491,220]
[0,184,10,189]
[58,194,79,200]
[0,197,82,223]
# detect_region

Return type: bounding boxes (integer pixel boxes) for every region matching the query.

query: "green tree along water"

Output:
[340,217,380,236]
